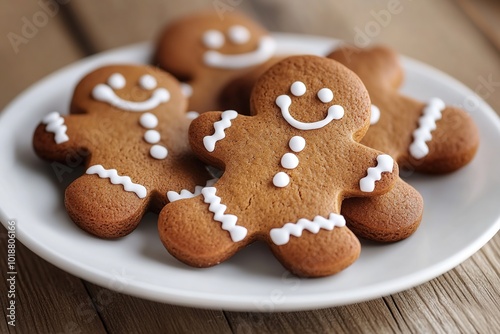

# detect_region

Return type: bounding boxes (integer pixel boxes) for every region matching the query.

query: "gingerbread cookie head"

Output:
[159,55,399,277]
[154,11,276,113]
[329,45,403,90]
[250,56,375,143]
[33,64,210,238]
[70,65,186,119]
[155,11,275,77]
[328,45,479,174]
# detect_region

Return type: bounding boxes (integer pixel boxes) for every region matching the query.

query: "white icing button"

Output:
[281,153,299,169]
[139,74,157,90]
[186,111,200,119]
[228,25,250,44]
[108,73,126,90]
[144,130,161,144]
[317,88,333,103]
[150,145,168,159]
[273,172,290,188]
[370,104,381,125]
[290,81,306,97]
[181,83,193,97]
[203,30,225,49]
[289,136,306,152]
[140,112,158,129]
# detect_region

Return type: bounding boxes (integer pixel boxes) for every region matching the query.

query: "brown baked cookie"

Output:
[158,55,399,277]
[33,65,211,238]
[342,178,423,242]
[154,11,277,114]
[328,45,479,174]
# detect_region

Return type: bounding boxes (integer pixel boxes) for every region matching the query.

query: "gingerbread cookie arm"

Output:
[65,172,148,238]
[268,221,360,277]
[189,110,241,168]
[33,112,91,162]
[409,105,479,174]
[343,143,399,198]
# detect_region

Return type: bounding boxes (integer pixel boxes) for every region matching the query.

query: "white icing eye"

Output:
[290,81,306,97]
[328,105,344,120]
[180,83,193,97]
[108,73,126,90]
[317,88,333,103]
[228,25,250,44]
[203,30,225,49]
[139,74,157,90]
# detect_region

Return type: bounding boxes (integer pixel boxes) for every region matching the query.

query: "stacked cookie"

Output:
[32,11,479,277]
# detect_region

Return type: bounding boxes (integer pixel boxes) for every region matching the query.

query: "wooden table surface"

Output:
[1,0,500,333]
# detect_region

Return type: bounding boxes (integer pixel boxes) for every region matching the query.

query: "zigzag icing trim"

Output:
[167,179,218,202]
[270,213,346,246]
[203,110,238,152]
[86,165,147,199]
[359,154,394,192]
[201,186,247,242]
[409,98,445,159]
[42,112,69,144]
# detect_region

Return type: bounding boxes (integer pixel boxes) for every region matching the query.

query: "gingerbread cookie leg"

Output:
[158,190,249,267]
[342,178,423,242]
[65,168,148,238]
[268,214,360,277]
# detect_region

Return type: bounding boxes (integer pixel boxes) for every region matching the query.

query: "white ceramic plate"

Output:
[1,33,500,312]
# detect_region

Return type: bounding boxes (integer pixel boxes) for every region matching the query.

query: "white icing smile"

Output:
[92,73,170,112]
[203,35,276,69]
[275,82,344,131]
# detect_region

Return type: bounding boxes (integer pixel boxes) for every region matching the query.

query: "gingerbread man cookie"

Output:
[33,65,211,238]
[328,45,479,174]
[158,55,399,277]
[154,11,277,114]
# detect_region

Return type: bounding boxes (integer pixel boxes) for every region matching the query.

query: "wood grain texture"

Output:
[0,226,107,334]
[83,282,232,334]
[65,0,255,51]
[0,1,84,110]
